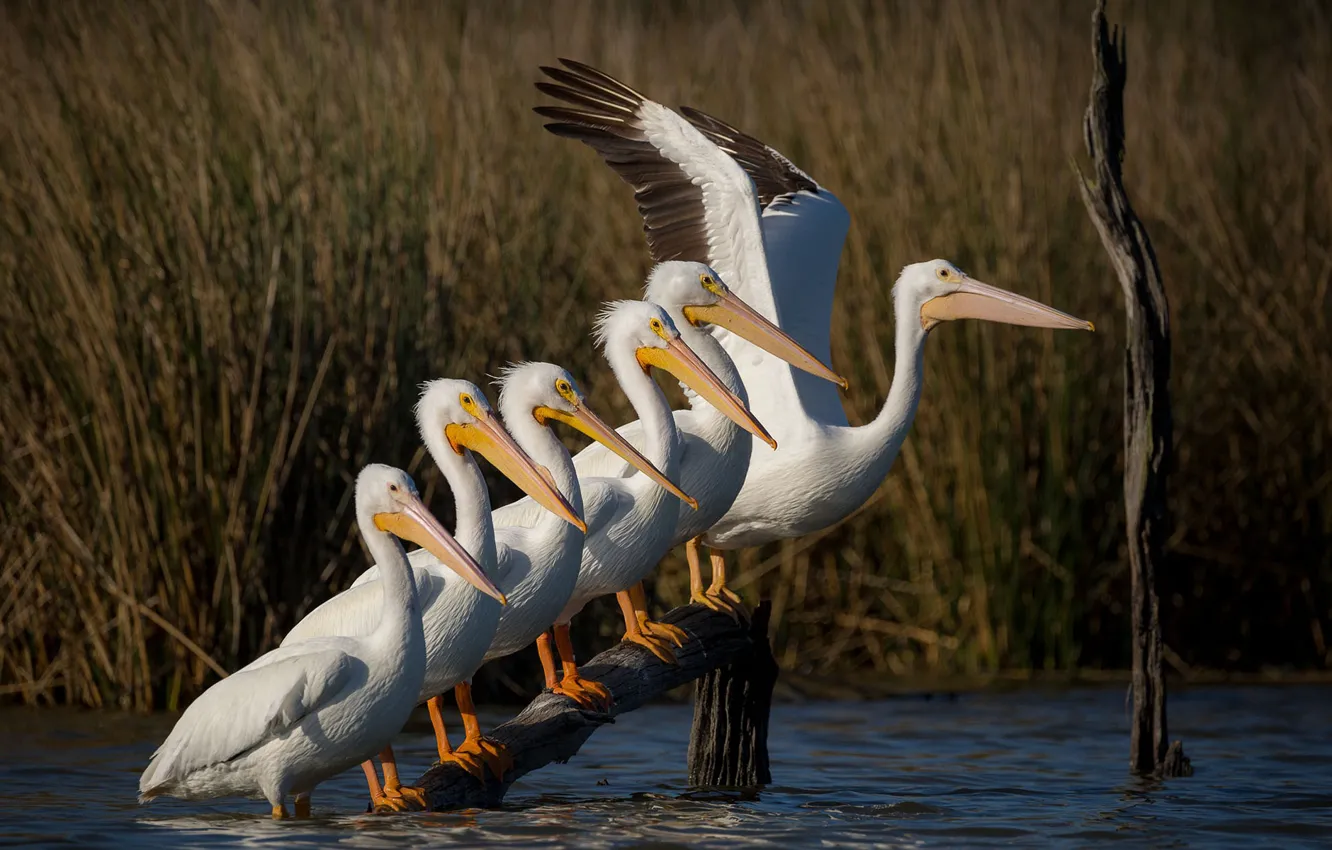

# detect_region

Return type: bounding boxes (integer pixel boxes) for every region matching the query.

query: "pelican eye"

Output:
[388,483,399,493]
[936,267,950,281]
[555,379,581,404]
[647,315,674,342]
[699,273,724,295]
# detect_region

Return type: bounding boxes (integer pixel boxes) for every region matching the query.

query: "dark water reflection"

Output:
[1,685,1329,847]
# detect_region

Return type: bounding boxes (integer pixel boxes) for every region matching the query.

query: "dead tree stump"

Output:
[687,601,776,788]
[1076,0,1191,778]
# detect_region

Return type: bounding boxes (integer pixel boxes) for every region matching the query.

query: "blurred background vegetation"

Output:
[1,0,1328,711]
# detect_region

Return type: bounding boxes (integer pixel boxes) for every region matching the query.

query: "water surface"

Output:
[1,685,1329,847]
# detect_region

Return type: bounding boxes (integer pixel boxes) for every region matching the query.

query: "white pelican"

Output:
[559,260,846,619]
[510,299,769,704]
[536,59,1093,610]
[282,381,580,805]
[138,464,500,819]
[446,362,693,776]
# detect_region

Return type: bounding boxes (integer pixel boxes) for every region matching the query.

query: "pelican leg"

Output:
[428,693,487,782]
[452,681,513,782]
[294,793,311,819]
[271,801,290,819]
[361,759,395,812]
[378,745,428,811]
[617,587,679,664]
[708,548,748,618]
[427,693,459,762]
[687,537,744,619]
[537,631,561,690]
[550,622,613,710]
[629,581,688,646]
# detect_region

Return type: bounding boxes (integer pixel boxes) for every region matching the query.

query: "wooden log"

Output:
[1075,0,1191,778]
[413,604,755,810]
[687,601,776,787]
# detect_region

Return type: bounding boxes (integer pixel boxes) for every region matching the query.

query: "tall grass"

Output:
[1,0,1328,709]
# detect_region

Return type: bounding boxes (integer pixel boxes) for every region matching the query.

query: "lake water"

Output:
[1,684,1329,848]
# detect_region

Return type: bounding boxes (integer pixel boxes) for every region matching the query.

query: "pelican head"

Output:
[594,300,776,449]
[899,260,1095,333]
[644,260,849,390]
[497,362,697,509]
[355,463,505,603]
[417,378,585,532]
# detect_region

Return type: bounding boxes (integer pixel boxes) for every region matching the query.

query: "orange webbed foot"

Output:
[456,736,513,782]
[623,628,679,664]
[552,674,613,712]
[637,610,688,646]
[435,749,489,783]
[381,783,428,811]
[692,586,747,621]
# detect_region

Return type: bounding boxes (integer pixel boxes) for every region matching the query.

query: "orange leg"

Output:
[617,586,679,664]
[294,793,311,818]
[427,694,455,762]
[362,759,406,813]
[536,631,561,690]
[451,681,513,782]
[688,538,745,620]
[378,745,428,811]
[430,692,486,782]
[629,582,688,647]
[708,548,748,620]
[550,622,612,711]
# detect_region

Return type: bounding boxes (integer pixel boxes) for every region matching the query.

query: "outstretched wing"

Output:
[535,59,776,322]
[678,106,820,212]
[680,107,852,427]
[536,60,851,427]
[139,646,351,798]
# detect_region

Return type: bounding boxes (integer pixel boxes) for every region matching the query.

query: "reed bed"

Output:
[1,0,1328,709]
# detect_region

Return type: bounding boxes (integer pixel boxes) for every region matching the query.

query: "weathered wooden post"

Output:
[412,605,762,810]
[1075,0,1190,778]
[687,601,776,787]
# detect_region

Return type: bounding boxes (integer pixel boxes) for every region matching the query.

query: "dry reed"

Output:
[1,0,1328,709]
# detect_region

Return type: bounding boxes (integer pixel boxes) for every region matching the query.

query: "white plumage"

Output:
[283,379,578,791]
[509,297,770,689]
[139,465,489,818]
[537,59,1093,572]
[554,301,755,613]
[481,361,682,660]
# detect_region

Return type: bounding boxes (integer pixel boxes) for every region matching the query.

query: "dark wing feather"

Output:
[536,59,711,264]
[679,106,818,210]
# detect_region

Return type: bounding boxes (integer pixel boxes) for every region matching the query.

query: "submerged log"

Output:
[413,604,756,810]
[1076,0,1191,778]
[687,601,776,787]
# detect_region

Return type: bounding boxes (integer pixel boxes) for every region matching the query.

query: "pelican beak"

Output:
[684,292,849,390]
[374,496,506,604]
[638,338,777,450]
[445,413,587,533]
[920,279,1095,332]
[536,402,698,510]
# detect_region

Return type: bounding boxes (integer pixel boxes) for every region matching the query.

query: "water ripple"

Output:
[2,685,1331,847]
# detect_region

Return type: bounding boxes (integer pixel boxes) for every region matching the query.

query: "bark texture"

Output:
[1076,0,1190,778]
[687,601,776,787]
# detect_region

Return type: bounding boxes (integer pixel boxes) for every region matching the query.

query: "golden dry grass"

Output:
[1,0,1328,708]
